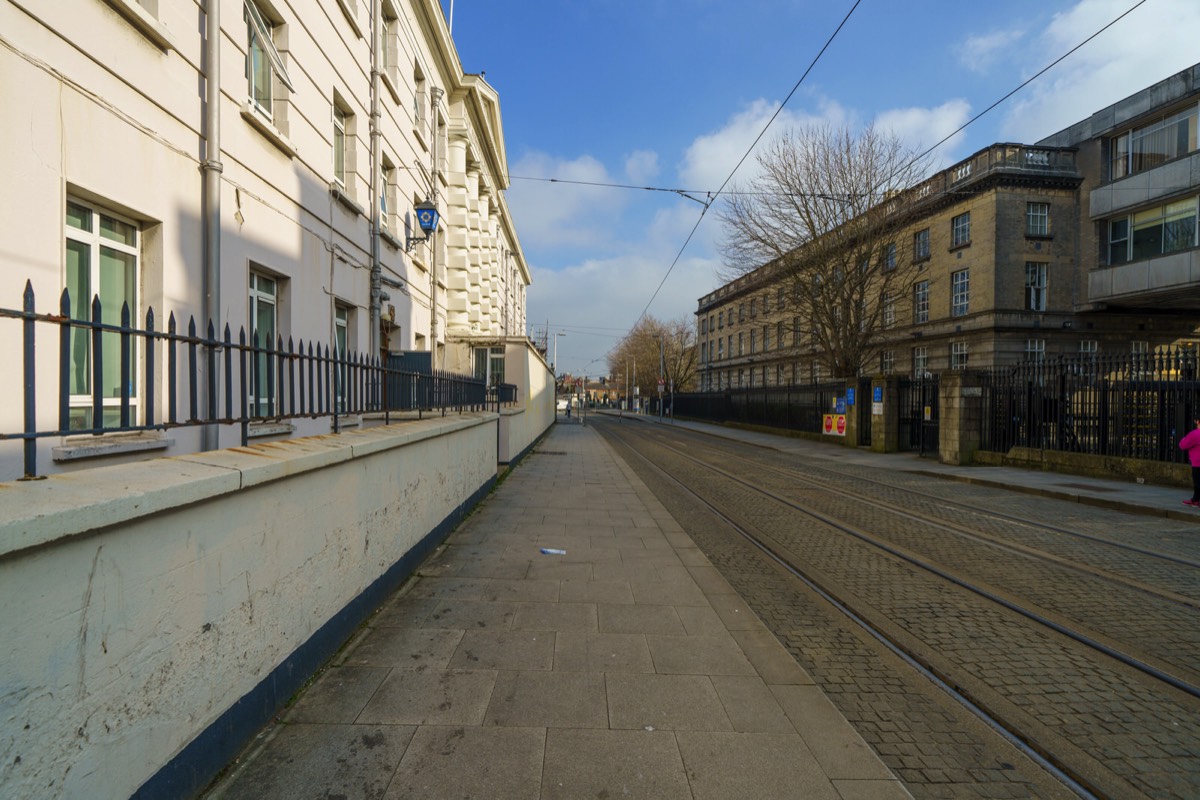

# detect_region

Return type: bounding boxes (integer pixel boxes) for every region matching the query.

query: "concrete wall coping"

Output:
[0,413,495,559]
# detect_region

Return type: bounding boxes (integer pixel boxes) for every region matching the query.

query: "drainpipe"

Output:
[368,0,382,359]
[201,0,222,452]
[429,87,443,370]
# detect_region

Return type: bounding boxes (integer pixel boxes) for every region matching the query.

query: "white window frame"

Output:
[913,228,930,261]
[334,304,350,412]
[244,0,294,118]
[249,271,279,417]
[1026,202,1050,237]
[913,346,928,377]
[1024,338,1045,363]
[952,212,971,248]
[951,269,969,317]
[880,350,895,375]
[333,104,348,187]
[1025,262,1048,312]
[913,280,929,324]
[950,341,968,370]
[64,198,140,431]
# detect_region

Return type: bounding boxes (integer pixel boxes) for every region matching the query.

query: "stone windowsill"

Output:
[240,103,297,158]
[247,422,296,439]
[53,432,172,463]
[331,185,365,217]
[104,0,178,51]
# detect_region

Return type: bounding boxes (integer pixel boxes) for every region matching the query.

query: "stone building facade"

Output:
[0,0,534,478]
[697,65,1200,390]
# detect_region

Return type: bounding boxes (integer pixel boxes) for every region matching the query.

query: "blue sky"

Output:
[441,0,1199,377]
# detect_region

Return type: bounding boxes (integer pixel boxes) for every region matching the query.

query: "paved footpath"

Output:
[205,421,911,800]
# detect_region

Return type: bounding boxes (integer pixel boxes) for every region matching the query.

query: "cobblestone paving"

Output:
[594,418,1200,800]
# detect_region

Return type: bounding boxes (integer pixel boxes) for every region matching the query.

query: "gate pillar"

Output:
[870,376,901,453]
[939,372,984,465]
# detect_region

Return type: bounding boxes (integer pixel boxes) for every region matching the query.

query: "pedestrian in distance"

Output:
[1179,418,1200,507]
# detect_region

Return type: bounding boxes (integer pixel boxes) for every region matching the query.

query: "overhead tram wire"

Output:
[903,0,1149,178]
[622,0,864,340]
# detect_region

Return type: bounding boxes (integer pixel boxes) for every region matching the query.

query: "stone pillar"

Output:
[938,372,983,465]
[870,376,901,453]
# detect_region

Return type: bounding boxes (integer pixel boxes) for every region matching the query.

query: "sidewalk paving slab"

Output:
[204,422,912,800]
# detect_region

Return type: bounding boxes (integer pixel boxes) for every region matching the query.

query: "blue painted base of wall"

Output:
[134,475,496,800]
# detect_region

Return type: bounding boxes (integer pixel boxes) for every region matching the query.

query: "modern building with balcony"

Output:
[696,64,1200,390]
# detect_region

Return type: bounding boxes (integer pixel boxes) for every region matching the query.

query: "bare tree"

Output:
[718,123,928,378]
[608,315,697,401]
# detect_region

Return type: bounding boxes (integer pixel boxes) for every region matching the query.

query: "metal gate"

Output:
[857,379,872,446]
[898,375,939,456]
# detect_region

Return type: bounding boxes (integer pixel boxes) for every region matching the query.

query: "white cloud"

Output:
[677,96,854,190]
[505,151,627,252]
[623,150,660,183]
[1000,0,1200,142]
[957,29,1025,73]
[875,99,973,169]
[526,246,719,375]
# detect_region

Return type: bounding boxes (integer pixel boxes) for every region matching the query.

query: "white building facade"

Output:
[0,0,533,480]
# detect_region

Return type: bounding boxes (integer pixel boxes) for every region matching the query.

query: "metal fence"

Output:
[2,282,501,478]
[673,381,846,433]
[978,349,1200,463]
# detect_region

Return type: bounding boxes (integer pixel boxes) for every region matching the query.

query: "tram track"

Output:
[631,422,1200,683]
[591,416,1200,799]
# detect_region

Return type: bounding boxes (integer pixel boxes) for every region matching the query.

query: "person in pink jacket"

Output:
[1180,419,1200,506]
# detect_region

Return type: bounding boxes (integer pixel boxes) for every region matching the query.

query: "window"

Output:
[1079,340,1098,354]
[1110,104,1198,179]
[700,317,707,335]
[882,242,896,271]
[334,304,350,412]
[913,228,930,261]
[1024,339,1045,363]
[913,280,929,324]
[249,271,279,416]
[762,325,769,351]
[792,316,801,345]
[717,339,724,359]
[244,0,293,120]
[737,332,744,356]
[1108,218,1129,265]
[718,311,724,329]
[1027,202,1049,237]
[737,369,744,388]
[913,346,928,376]
[738,304,745,323]
[777,286,785,308]
[880,350,895,375]
[749,298,757,318]
[380,0,400,89]
[1108,197,1199,264]
[709,314,714,332]
[473,346,505,386]
[763,292,770,314]
[951,269,969,317]
[950,341,968,370]
[882,293,895,328]
[749,330,756,355]
[333,105,348,187]
[952,212,971,248]
[1025,262,1048,311]
[776,321,784,349]
[381,157,396,230]
[64,198,140,430]
[727,335,732,357]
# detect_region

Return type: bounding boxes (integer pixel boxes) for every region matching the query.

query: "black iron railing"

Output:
[3,281,489,478]
[979,349,1200,463]
[673,381,845,432]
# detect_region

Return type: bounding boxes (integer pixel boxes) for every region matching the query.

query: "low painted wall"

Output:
[0,414,498,800]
